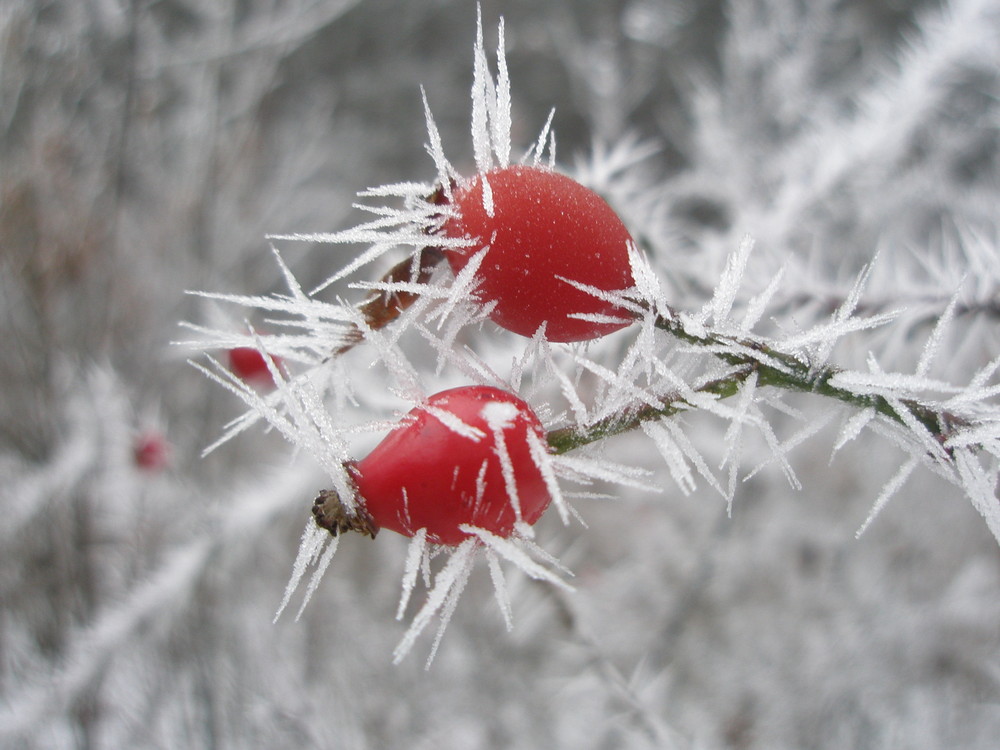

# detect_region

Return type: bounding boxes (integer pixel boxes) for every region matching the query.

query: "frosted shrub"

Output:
[5,3,999,748]
[183,12,1000,666]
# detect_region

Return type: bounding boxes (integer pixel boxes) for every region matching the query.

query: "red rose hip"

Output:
[228,346,281,387]
[442,165,635,342]
[133,430,171,472]
[351,385,551,546]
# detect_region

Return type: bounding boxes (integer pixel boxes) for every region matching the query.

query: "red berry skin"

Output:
[228,347,279,387]
[442,165,635,342]
[354,386,551,546]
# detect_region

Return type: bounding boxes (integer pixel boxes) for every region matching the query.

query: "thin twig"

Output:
[546,306,972,457]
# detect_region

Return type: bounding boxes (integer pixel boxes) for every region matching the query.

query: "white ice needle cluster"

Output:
[616,241,1000,543]
[179,16,598,665]
[183,11,1000,667]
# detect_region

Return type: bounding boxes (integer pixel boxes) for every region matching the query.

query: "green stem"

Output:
[546,309,967,456]
[546,369,752,455]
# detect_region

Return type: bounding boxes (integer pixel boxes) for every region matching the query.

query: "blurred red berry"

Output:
[442,165,635,342]
[133,431,171,472]
[228,347,280,387]
[353,385,551,546]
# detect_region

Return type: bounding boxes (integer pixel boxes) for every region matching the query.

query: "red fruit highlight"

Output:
[442,165,635,342]
[354,385,551,546]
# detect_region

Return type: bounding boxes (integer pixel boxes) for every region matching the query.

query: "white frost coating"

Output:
[484,401,523,521]
[189,353,352,497]
[641,420,696,496]
[528,108,555,166]
[342,303,424,406]
[744,408,837,484]
[181,286,359,367]
[777,310,900,353]
[954,448,1000,544]
[294,532,341,621]
[459,525,572,591]
[481,399,518,427]
[968,352,1000,392]
[423,404,486,442]
[515,534,574,577]
[358,181,433,198]
[437,246,490,326]
[525,428,569,524]
[885,395,949,462]
[944,422,1000,451]
[513,519,535,541]
[273,522,329,622]
[829,369,964,397]
[711,234,754,327]
[399,487,413,535]
[425,545,478,668]
[628,242,669,316]
[856,454,921,538]
[509,322,549,392]
[421,87,454,199]
[396,529,428,620]
[718,370,758,473]
[486,550,514,631]
[553,364,590,426]
[186,360,280,456]
[679,310,707,339]
[492,17,511,168]
[552,453,658,493]
[269,242,308,303]
[832,407,876,453]
[916,286,962,378]
[474,458,489,512]
[471,8,493,174]
[268,217,430,244]
[750,405,802,491]
[944,381,1000,409]
[556,274,641,313]
[420,539,433,589]
[348,279,452,300]
[296,377,357,507]
[413,318,505,383]
[611,316,651,394]
[658,418,725,498]
[266,198,471,293]
[566,312,636,325]
[481,172,494,217]
[570,351,662,412]
[740,264,785,333]
[392,538,477,664]
[312,241,397,295]
[812,258,876,367]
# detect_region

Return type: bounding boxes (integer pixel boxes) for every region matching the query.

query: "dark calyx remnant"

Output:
[312,489,380,539]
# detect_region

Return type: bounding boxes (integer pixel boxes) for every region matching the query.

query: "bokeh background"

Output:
[3,1,999,747]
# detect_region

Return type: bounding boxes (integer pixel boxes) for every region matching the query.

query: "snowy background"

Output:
[3,1,1000,748]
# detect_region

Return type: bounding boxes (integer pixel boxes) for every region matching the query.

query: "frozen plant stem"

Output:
[329,243,970,459]
[310,178,974,460]
[546,307,969,456]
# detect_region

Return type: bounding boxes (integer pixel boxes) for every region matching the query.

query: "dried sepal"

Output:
[311,483,380,540]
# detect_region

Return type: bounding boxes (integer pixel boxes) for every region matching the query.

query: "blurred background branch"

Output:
[2,1,999,748]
